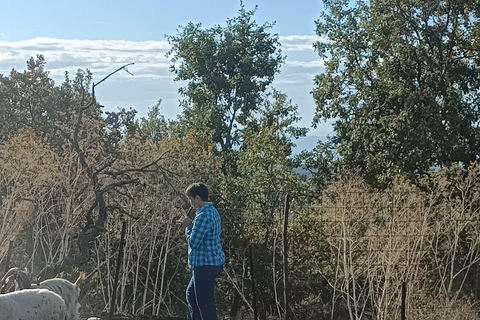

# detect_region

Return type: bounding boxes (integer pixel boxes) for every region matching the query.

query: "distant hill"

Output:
[292,135,325,154]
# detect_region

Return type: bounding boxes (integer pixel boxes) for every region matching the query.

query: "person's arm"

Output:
[186,211,209,249]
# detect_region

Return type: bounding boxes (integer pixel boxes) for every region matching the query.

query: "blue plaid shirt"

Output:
[185,202,225,268]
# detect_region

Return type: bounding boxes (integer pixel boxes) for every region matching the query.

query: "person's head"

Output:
[185,183,209,209]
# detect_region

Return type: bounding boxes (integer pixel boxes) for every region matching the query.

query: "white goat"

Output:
[1,268,84,320]
[0,288,67,320]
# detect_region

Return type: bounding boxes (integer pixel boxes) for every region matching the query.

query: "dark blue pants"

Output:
[186,265,223,320]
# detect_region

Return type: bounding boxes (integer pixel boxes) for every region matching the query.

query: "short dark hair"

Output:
[185,183,209,201]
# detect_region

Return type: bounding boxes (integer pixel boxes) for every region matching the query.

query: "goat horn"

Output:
[0,267,21,292]
[0,267,21,283]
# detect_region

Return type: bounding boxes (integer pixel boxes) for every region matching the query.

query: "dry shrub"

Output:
[0,128,59,264]
[317,165,480,319]
[0,128,91,273]
[84,133,222,317]
[408,297,479,320]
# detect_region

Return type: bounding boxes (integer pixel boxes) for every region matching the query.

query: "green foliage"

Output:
[239,90,309,237]
[243,90,308,146]
[135,100,176,142]
[295,140,338,191]
[167,4,284,157]
[0,56,139,159]
[230,91,312,318]
[0,55,63,143]
[313,0,480,187]
[103,107,137,143]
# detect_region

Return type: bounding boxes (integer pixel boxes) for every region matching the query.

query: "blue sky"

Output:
[0,0,332,151]
[1,0,322,41]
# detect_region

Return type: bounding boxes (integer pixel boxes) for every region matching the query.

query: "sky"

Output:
[0,0,333,151]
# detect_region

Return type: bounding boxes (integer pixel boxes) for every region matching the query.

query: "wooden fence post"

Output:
[283,194,291,320]
[108,221,127,320]
[3,240,13,275]
[249,244,258,320]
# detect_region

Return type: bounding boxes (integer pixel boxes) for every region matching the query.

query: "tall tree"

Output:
[240,90,308,224]
[167,4,284,160]
[313,0,480,186]
[0,55,66,143]
[234,91,309,318]
[135,99,178,142]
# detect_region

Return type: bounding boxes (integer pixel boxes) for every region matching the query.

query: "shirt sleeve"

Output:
[185,211,209,249]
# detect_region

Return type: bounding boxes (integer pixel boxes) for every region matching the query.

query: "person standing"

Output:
[176,183,225,320]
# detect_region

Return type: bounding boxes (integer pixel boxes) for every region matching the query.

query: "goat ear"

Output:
[29,272,39,285]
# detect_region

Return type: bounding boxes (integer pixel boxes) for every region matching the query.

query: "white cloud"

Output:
[0,37,325,137]
[0,37,172,80]
[285,59,326,68]
[279,35,326,52]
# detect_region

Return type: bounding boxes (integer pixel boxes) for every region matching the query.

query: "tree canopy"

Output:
[167,5,284,156]
[313,0,480,186]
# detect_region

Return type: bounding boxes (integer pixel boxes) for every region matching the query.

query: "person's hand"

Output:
[176,215,192,228]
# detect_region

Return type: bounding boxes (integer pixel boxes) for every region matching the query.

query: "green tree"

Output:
[0,55,68,144]
[313,0,480,186]
[295,140,338,191]
[240,91,308,237]
[135,99,178,142]
[234,91,309,318]
[167,4,284,169]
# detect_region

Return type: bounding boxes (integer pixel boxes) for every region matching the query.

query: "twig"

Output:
[92,63,135,97]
